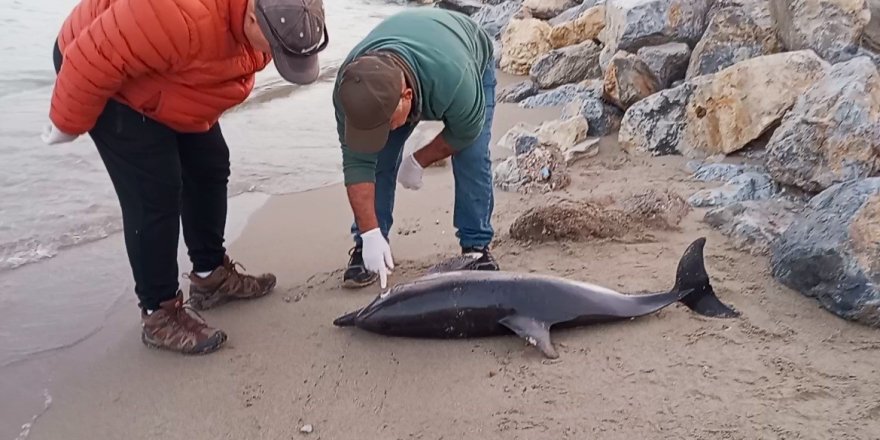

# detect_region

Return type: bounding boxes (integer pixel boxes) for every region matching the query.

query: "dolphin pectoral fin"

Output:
[498,315,559,359]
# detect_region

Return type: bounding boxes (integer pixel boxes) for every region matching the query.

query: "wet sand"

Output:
[16,72,880,440]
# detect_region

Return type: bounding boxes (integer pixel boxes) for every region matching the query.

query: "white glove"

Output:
[397,153,424,190]
[361,228,394,289]
[41,123,78,145]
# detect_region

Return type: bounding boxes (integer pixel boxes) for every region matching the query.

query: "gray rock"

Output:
[688,171,779,207]
[519,81,603,108]
[770,177,880,327]
[691,162,764,182]
[603,0,713,55]
[561,96,625,136]
[686,0,781,79]
[603,50,662,110]
[497,123,542,155]
[473,0,523,39]
[769,0,872,64]
[529,41,604,89]
[765,57,880,194]
[497,80,540,103]
[437,0,485,15]
[637,42,691,87]
[492,145,571,193]
[549,0,602,25]
[598,44,615,74]
[618,82,694,156]
[524,0,576,19]
[704,198,802,255]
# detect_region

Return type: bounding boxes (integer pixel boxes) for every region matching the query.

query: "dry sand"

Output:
[20,72,880,440]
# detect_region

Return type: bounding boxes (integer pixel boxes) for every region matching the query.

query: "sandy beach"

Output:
[9,68,879,440]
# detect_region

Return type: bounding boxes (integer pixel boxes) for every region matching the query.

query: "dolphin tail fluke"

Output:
[333,309,361,327]
[672,237,740,318]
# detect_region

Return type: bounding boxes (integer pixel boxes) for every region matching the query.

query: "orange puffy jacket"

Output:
[50,0,272,135]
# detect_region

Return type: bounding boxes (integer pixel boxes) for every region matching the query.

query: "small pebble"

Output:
[283,296,292,303]
[300,424,313,434]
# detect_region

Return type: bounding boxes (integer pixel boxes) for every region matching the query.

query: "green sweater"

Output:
[333,7,495,185]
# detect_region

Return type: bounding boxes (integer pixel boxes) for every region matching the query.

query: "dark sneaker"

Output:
[187,255,276,310]
[141,291,227,355]
[461,246,500,271]
[343,246,378,289]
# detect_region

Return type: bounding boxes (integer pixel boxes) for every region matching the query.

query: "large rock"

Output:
[550,0,603,25]
[536,116,591,147]
[437,0,485,15]
[679,50,830,158]
[500,17,553,75]
[619,82,694,155]
[603,0,713,55]
[770,178,880,327]
[496,79,540,103]
[687,171,779,207]
[603,50,661,109]
[561,96,625,136]
[690,162,765,182]
[530,41,604,88]
[765,57,880,193]
[866,0,880,50]
[769,0,872,64]
[686,0,782,79]
[497,116,590,155]
[497,122,543,155]
[472,0,523,39]
[524,0,576,19]
[704,198,802,255]
[549,5,606,48]
[637,42,691,87]
[519,81,603,108]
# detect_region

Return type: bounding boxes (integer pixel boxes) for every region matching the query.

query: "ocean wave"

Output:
[0,217,122,272]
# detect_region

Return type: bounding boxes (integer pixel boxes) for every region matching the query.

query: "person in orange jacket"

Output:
[42,0,329,355]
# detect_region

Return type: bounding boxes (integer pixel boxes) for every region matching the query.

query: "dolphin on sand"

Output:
[333,237,740,358]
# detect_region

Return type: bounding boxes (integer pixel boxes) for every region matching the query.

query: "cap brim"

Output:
[272,49,320,85]
[344,117,390,154]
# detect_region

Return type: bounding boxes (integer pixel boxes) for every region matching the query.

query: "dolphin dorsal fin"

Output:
[498,315,558,359]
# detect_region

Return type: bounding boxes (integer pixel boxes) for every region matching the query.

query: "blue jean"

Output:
[351,65,497,250]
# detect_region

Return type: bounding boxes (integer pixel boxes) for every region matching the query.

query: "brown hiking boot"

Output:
[141,291,227,355]
[187,255,277,310]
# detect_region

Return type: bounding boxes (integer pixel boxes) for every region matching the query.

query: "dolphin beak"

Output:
[333,309,361,327]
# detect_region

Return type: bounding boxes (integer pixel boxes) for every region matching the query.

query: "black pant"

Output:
[53,42,230,310]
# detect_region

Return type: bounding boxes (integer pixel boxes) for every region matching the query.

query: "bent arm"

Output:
[49,0,193,134]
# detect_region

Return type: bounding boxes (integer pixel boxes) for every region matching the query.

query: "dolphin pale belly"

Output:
[333,237,739,358]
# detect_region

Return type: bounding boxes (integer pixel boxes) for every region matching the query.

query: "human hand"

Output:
[41,123,78,145]
[361,228,394,288]
[397,153,424,190]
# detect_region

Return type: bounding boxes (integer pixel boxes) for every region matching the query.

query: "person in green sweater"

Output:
[332,7,499,289]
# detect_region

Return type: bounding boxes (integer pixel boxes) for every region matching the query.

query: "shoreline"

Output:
[11,67,880,439]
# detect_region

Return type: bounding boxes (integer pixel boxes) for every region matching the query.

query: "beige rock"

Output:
[524,0,576,19]
[536,116,590,147]
[549,5,606,49]
[603,51,661,110]
[500,18,554,75]
[679,50,830,158]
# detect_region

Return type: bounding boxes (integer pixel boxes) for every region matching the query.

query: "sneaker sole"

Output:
[342,275,378,289]
[141,330,228,355]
